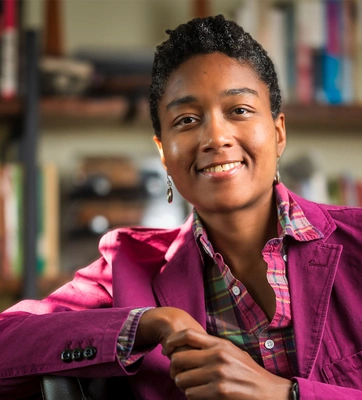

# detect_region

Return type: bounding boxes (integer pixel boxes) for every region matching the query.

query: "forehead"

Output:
[161,52,269,102]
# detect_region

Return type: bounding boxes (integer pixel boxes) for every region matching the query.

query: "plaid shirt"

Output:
[119,183,323,374]
[195,183,323,378]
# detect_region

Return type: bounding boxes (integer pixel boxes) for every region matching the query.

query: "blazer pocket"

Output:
[323,350,362,389]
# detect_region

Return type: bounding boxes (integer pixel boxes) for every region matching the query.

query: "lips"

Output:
[201,161,242,173]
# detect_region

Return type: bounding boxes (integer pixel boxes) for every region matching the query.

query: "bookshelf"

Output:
[1,0,362,310]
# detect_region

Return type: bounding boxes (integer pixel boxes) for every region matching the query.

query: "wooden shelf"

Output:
[38,98,362,132]
[282,104,362,131]
[40,96,152,128]
[41,96,128,118]
[0,98,23,119]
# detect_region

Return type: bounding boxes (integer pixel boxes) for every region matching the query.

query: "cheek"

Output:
[162,140,188,173]
[250,124,278,155]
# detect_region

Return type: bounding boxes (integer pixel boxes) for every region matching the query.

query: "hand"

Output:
[134,307,206,349]
[164,329,292,400]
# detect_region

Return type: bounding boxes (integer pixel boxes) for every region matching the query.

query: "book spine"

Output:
[285,2,296,103]
[295,2,315,104]
[42,163,60,279]
[340,0,357,103]
[355,0,362,103]
[1,164,23,279]
[323,0,343,104]
[1,0,18,99]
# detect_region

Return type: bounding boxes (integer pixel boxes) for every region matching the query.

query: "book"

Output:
[0,0,18,99]
[259,4,289,103]
[0,163,23,280]
[41,163,60,279]
[0,163,60,280]
[340,0,357,103]
[36,163,60,278]
[323,0,343,104]
[295,1,316,104]
[284,1,297,103]
[355,0,362,104]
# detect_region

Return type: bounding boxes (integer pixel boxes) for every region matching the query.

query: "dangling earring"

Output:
[274,157,281,184]
[166,175,173,203]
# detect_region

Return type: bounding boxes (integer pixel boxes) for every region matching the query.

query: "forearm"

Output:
[0,308,132,377]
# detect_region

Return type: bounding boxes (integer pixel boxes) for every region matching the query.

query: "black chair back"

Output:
[41,375,136,400]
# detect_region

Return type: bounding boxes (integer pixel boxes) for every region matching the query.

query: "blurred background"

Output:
[0,0,361,309]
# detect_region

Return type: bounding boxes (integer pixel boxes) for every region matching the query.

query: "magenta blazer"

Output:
[1,189,362,399]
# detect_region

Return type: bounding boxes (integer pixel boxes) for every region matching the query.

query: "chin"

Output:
[195,199,249,214]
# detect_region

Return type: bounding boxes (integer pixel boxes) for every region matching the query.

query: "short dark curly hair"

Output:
[149,14,282,139]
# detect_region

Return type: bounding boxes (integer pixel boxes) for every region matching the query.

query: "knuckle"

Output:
[213,348,229,363]
[182,328,194,339]
[213,366,228,380]
[214,381,229,396]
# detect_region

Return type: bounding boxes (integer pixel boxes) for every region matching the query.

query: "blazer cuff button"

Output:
[83,346,97,360]
[72,348,84,361]
[60,349,72,363]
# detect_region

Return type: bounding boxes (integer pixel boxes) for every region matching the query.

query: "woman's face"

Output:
[154,52,286,214]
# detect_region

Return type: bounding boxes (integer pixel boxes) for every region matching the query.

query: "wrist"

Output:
[135,308,162,347]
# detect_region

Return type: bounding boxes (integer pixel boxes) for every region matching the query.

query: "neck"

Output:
[196,192,278,280]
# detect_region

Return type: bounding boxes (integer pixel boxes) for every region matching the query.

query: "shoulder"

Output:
[99,216,197,264]
[298,193,362,219]
[292,190,362,233]
[100,225,182,253]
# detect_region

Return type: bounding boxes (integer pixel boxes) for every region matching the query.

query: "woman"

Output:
[1,15,362,400]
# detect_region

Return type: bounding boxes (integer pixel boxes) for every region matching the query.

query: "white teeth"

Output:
[203,162,241,173]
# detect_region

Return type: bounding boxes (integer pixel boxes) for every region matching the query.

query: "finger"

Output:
[163,328,217,356]
[184,384,211,400]
[162,342,195,357]
[184,381,239,400]
[162,343,197,358]
[169,348,207,379]
[174,365,213,392]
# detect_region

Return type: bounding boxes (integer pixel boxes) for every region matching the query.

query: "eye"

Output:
[233,107,247,115]
[175,116,197,126]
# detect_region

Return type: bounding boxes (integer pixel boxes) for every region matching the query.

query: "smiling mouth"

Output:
[202,161,242,173]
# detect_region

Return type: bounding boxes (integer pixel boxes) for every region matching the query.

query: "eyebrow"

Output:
[165,87,259,111]
[166,95,196,110]
[223,88,259,97]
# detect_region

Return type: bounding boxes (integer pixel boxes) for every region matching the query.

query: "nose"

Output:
[199,114,233,152]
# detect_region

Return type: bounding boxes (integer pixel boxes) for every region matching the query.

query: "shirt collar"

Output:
[192,183,323,256]
[275,183,323,241]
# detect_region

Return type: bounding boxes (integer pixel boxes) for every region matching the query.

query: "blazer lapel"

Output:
[288,239,342,378]
[153,223,207,329]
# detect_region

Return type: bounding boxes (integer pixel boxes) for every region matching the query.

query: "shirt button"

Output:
[283,254,288,262]
[265,339,275,349]
[232,286,241,296]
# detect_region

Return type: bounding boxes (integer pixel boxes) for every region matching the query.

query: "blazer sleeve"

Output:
[0,257,138,399]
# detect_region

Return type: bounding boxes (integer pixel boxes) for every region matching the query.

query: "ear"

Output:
[153,135,168,172]
[274,113,287,158]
